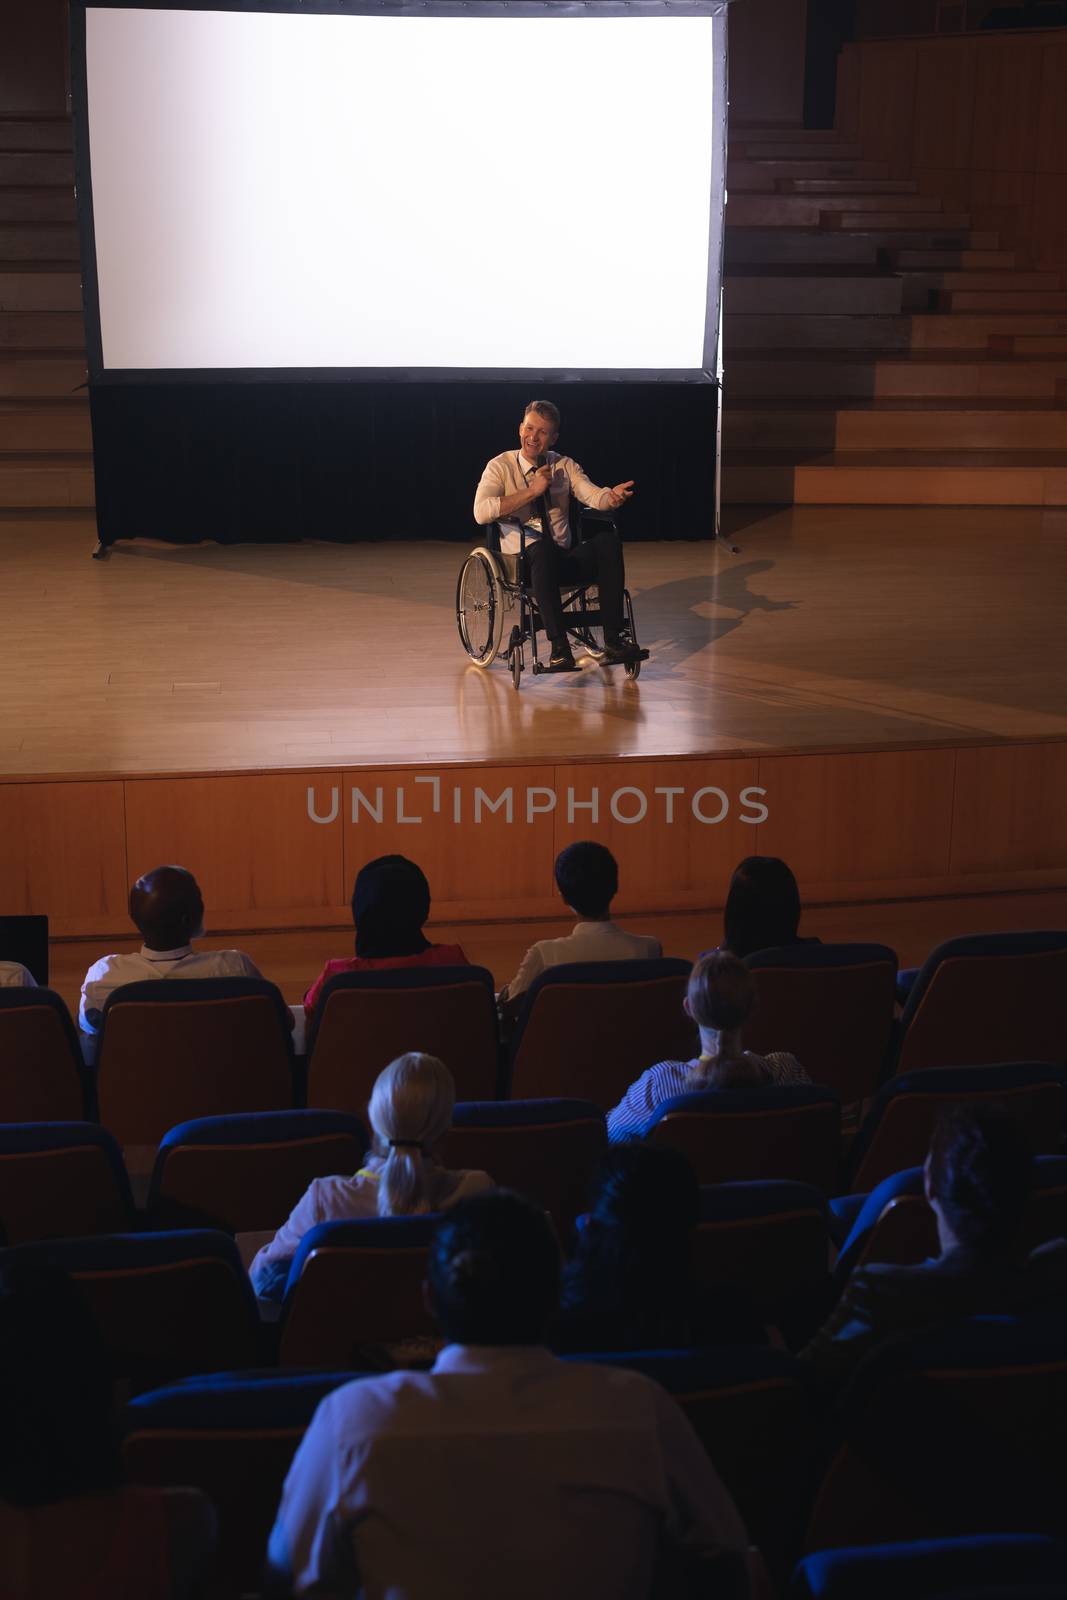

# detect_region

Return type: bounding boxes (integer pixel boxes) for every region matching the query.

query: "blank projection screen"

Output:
[78,2,727,380]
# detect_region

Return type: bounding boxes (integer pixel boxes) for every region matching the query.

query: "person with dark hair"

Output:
[473,400,641,671]
[0,1254,215,1598]
[498,841,661,1013]
[800,1103,1067,1387]
[267,1191,750,1600]
[721,856,809,962]
[79,864,265,1054]
[552,1143,701,1353]
[606,950,808,1142]
[302,855,468,1018]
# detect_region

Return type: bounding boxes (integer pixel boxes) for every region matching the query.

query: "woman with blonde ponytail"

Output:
[250,1053,492,1298]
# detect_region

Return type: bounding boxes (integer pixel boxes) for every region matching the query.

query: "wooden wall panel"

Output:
[857,43,918,167]
[912,39,976,170]
[340,765,558,924]
[0,0,68,115]
[1036,42,1067,173]
[754,748,956,890]
[551,757,762,914]
[124,773,346,931]
[971,38,1043,173]
[728,0,809,127]
[0,780,127,936]
[950,742,1067,876]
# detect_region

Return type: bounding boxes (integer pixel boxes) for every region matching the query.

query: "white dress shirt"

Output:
[269,1343,748,1600]
[79,943,263,1035]
[504,920,663,1005]
[474,449,616,554]
[0,961,37,988]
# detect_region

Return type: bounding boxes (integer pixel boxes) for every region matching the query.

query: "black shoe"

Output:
[546,646,580,673]
[600,638,644,666]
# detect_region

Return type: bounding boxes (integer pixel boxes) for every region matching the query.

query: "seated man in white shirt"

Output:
[0,961,37,988]
[473,399,642,673]
[266,1190,750,1600]
[78,864,267,1058]
[499,841,662,1015]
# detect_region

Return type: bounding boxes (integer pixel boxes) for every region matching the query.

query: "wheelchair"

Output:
[456,505,646,689]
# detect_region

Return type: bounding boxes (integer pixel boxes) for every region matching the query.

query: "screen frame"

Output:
[70,0,733,387]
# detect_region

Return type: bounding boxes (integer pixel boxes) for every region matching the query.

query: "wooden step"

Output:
[728,193,942,227]
[725,312,1067,353]
[725,401,1067,451]
[725,228,882,266]
[0,452,94,507]
[897,270,1060,311]
[938,289,1067,313]
[727,160,890,192]
[0,154,73,187]
[723,450,1067,506]
[0,354,88,397]
[731,126,845,141]
[989,335,1067,355]
[0,224,79,261]
[0,311,85,349]
[731,142,865,161]
[726,350,1067,401]
[777,178,918,194]
[0,119,72,153]
[0,272,81,311]
[0,402,91,450]
[0,188,77,224]
[822,211,971,231]
[886,248,1017,270]
[724,269,903,315]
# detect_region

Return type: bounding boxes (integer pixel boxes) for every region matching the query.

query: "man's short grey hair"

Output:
[523,399,560,430]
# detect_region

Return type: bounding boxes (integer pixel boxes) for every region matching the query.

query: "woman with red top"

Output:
[303,854,468,1017]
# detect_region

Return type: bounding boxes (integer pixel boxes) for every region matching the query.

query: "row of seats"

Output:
[115,1331,1067,1594]
[1,1064,1064,1247]
[4,927,1067,1139]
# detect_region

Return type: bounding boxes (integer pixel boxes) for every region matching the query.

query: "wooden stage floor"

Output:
[3,504,1067,778]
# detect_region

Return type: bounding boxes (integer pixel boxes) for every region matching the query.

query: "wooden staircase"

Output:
[723,126,1067,507]
[0,118,92,509]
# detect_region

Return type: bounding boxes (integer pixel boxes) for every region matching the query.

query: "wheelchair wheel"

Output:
[456,549,505,667]
[623,589,642,680]
[508,625,523,690]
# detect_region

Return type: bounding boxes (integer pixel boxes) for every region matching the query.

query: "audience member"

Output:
[0,960,36,988]
[303,855,467,1017]
[0,1254,216,1599]
[800,1104,1067,1388]
[552,1143,701,1353]
[498,841,661,1013]
[250,1052,491,1298]
[607,951,808,1142]
[78,865,264,1052]
[720,856,812,961]
[266,1191,749,1600]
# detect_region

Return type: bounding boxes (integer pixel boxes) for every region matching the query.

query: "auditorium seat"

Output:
[0,1229,261,1386]
[507,959,696,1107]
[0,986,90,1121]
[692,1181,831,1342]
[96,977,298,1147]
[0,1121,135,1244]
[646,1084,841,1192]
[789,1533,1067,1600]
[306,966,499,1112]
[124,1369,366,1596]
[146,1109,368,1232]
[889,930,1067,1077]
[279,1215,436,1368]
[833,1155,1067,1283]
[841,1064,1066,1195]
[804,1312,1067,1551]
[443,1099,606,1234]
[573,1347,823,1581]
[742,943,898,1106]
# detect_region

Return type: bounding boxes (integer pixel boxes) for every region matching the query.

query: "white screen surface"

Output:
[85,7,718,373]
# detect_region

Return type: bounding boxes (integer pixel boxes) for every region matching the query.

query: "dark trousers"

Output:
[524,529,626,647]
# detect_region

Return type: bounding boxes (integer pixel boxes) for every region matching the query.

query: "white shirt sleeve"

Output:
[79,955,116,1033]
[249,1178,329,1290]
[267,1391,362,1597]
[651,1383,750,1588]
[474,455,508,526]
[0,962,36,988]
[503,941,546,1005]
[563,457,615,512]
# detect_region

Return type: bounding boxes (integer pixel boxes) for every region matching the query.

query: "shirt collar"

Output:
[518,451,544,474]
[138,943,194,961]
[433,1343,557,1376]
[573,920,619,934]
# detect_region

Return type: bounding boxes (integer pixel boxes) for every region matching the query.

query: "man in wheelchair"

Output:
[473,399,643,672]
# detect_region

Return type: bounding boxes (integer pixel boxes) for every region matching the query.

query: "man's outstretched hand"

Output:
[606,480,635,509]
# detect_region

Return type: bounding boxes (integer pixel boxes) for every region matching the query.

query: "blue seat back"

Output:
[647,1084,841,1191]
[0,1121,134,1243]
[444,1099,605,1231]
[0,986,90,1121]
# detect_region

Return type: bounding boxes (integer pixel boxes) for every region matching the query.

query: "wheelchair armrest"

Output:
[577,507,618,541]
